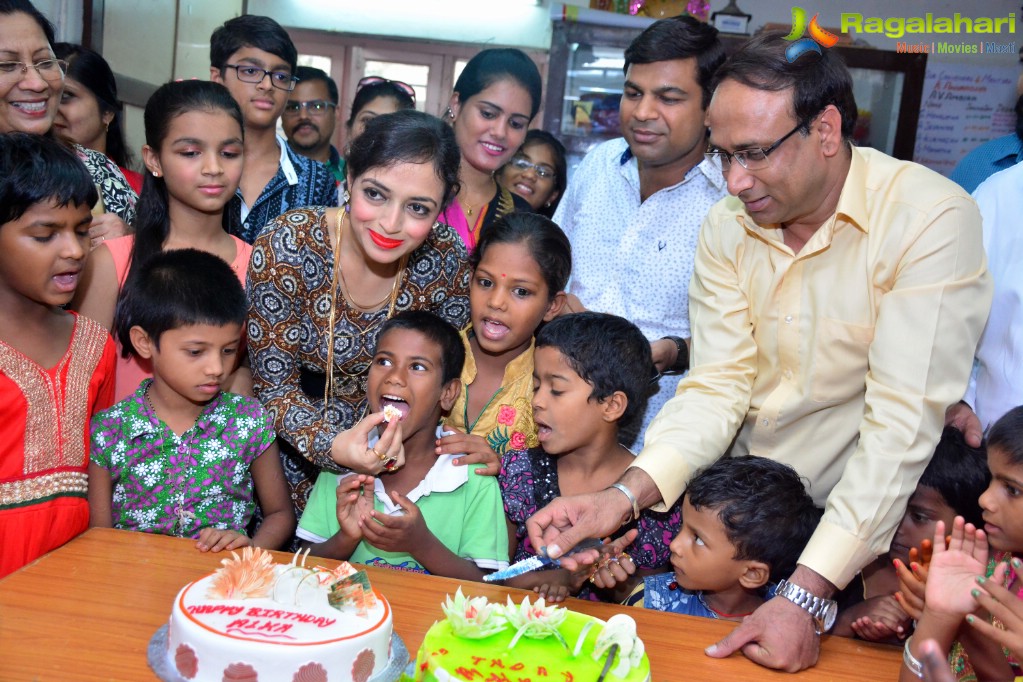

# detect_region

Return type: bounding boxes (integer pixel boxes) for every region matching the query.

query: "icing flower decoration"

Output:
[441,588,507,639]
[592,614,645,677]
[503,595,569,650]
[207,547,276,600]
[497,405,517,426]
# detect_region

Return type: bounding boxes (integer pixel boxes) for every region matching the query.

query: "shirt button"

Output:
[784,315,793,324]
[761,418,770,427]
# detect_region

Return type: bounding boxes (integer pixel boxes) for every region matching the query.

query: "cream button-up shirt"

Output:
[636,146,992,589]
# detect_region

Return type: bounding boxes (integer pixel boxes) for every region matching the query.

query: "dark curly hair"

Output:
[347,110,461,210]
[685,455,821,583]
[536,312,651,433]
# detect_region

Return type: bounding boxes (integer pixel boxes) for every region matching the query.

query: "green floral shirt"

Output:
[89,381,275,537]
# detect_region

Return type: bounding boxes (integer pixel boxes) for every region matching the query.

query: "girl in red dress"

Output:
[0,132,116,578]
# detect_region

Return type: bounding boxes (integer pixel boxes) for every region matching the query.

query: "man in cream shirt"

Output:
[528,32,991,672]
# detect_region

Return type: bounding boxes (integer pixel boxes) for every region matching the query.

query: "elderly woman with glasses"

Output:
[496,129,568,218]
[0,0,137,245]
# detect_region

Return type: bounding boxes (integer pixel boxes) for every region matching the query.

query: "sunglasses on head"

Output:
[356,76,416,104]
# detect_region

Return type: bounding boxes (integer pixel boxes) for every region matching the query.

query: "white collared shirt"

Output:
[553,138,728,442]
[964,161,1023,429]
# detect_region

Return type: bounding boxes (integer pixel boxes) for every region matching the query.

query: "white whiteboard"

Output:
[913,62,1018,176]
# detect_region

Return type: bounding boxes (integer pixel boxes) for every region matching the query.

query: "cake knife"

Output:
[596,643,619,682]
[483,538,607,582]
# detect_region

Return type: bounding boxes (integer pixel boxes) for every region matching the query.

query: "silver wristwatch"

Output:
[774,579,838,635]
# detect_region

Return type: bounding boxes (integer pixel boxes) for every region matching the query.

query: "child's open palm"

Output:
[335,475,374,540]
[895,539,933,620]
[925,517,989,618]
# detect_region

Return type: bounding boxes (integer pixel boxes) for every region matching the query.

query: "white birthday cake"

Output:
[166,548,392,682]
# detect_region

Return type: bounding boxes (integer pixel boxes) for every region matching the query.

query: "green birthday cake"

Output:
[412,589,651,681]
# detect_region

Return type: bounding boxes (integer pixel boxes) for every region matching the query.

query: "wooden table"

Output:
[0,528,901,680]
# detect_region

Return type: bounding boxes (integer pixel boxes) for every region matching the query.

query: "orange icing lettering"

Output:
[455,668,483,679]
[490,659,505,669]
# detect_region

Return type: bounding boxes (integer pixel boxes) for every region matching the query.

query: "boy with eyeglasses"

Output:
[210,15,337,244]
[282,66,343,187]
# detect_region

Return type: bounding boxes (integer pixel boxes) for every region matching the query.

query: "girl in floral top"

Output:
[89,250,294,552]
[438,213,570,476]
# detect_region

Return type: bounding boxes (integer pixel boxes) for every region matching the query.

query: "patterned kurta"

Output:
[74,143,137,224]
[499,447,681,601]
[89,381,276,538]
[0,314,115,578]
[247,207,471,519]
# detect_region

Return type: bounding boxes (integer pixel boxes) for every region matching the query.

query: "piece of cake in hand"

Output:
[413,589,651,681]
[164,547,395,682]
[382,404,403,423]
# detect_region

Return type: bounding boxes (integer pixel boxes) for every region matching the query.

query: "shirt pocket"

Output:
[811,317,875,403]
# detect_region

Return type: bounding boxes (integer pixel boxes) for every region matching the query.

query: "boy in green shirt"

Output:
[297,311,508,580]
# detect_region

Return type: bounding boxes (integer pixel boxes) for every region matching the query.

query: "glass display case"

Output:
[543,19,928,177]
